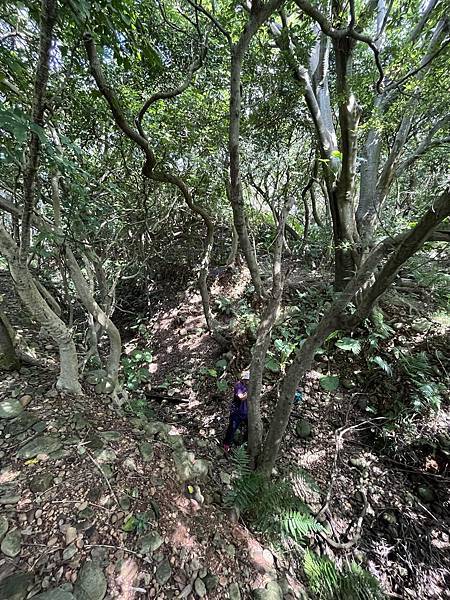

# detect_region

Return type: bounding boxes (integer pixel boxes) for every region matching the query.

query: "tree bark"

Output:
[20,0,57,260]
[0,307,20,371]
[0,225,81,393]
[65,246,122,394]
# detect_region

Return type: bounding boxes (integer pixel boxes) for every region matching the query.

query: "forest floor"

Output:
[0,266,449,599]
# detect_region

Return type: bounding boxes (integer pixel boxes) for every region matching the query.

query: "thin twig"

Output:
[86,450,120,506]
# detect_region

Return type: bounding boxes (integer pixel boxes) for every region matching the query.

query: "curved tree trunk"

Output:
[65,246,122,395]
[0,227,81,393]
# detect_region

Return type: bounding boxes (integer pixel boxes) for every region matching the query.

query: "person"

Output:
[223,370,250,454]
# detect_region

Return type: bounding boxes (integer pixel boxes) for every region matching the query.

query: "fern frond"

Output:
[304,550,339,599]
[278,510,323,542]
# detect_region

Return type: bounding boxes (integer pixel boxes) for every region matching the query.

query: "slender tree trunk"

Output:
[247,196,294,462]
[229,45,263,296]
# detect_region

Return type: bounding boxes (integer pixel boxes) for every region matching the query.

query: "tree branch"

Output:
[20,0,57,260]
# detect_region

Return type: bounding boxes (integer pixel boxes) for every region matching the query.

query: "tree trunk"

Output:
[65,246,122,394]
[229,45,263,296]
[0,308,20,371]
[2,245,81,393]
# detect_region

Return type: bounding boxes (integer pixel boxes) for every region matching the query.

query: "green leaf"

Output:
[265,356,281,373]
[319,375,340,391]
[370,356,392,376]
[335,337,361,354]
[122,514,137,532]
[217,379,228,392]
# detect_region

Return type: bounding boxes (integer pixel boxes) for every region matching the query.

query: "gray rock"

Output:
[85,369,107,385]
[33,420,48,433]
[417,486,435,503]
[138,531,163,554]
[192,459,209,480]
[34,588,76,599]
[253,582,283,600]
[194,577,207,597]
[155,558,172,585]
[63,545,78,561]
[0,572,33,600]
[203,573,219,592]
[30,471,54,493]
[138,441,154,462]
[228,583,241,600]
[6,411,38,435]
[73,561,106,600]
[173,450,193,483]
[295,419,311,439]
[0,399,24,419]
[220,471,231,485]
[1,527,21,557]
[17,435,62,459]
[93,448,117,463]
[0,486,20,504]
[100,431,122,441]
[0,515,8,539]
[166,434,184,451]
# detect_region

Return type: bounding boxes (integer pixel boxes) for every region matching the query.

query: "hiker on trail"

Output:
[223,370,250,454]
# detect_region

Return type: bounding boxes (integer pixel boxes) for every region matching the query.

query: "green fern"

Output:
[304,550,385,600]
[304,550,340,599]
[225,448,323,544]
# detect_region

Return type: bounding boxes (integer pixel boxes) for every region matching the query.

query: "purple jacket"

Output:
[230,381,248,418]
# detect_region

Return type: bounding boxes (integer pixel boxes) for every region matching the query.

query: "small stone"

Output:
[30,471,54,493]
[139,531,163,554]
[17,435,62,459]
[203,573,219,592]
[228,582,241,600]
[192,458,209,480]
[417,486,435,503]
[224,544,235,558]
[0,572,33,600]
[65,526,77,545]
[0,399,24,419]
[194,577,207,597]
[155,558,172,585]
[138,441,154,462]
[295,419,311,439]
[123,457,138,471]
[63,545,78,561]
[19,394,33,408]
[1,527,21,557]
[220,471,231,485]
[73,561,106,600]
[0,515,8,539]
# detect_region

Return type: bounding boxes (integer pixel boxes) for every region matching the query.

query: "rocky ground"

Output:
[1,266,449,600]
[0,271,304,600]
